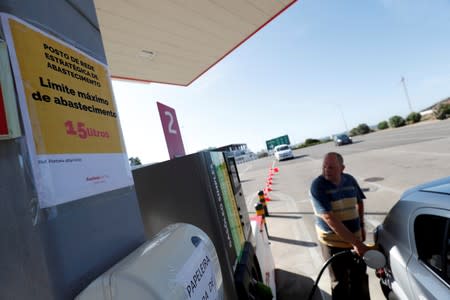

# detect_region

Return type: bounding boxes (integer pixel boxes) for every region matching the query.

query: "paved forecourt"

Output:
[238,119,450,299]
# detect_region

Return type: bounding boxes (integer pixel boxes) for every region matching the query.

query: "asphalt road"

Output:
[238,118,450,299]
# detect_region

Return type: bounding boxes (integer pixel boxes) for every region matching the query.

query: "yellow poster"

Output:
[9,18,122,154]
[2,14,133,208]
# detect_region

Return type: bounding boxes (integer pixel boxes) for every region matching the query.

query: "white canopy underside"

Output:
[94,0,297,86]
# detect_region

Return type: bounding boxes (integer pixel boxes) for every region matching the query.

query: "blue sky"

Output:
[113,0,450,164]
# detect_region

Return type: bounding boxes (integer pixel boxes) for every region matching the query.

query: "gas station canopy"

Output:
[94,0,297,86]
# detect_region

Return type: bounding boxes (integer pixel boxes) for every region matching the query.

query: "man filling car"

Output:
[310,152,370,299]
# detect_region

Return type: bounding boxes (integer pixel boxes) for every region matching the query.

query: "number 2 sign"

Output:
[157,101,186,159]
[164,110,177,134]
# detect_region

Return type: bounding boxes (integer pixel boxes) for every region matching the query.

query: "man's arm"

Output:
[357,201,366,242]
[321,211,369,256]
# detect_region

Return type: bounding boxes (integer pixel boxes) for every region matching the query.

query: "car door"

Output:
[406,208,450,299]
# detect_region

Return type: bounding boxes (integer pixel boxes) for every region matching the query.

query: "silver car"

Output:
[375,177,450,299]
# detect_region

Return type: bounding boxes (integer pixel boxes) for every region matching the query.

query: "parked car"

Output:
[333,134,352,146]
[273,144,294,161]
[374,176,450,300]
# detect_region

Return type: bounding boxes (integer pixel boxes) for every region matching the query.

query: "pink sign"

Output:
[157,102,186,159]
[0,85,7,135]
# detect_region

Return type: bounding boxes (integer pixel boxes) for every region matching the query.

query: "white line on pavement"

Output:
[382,149,450,156]
[365,217,382,229]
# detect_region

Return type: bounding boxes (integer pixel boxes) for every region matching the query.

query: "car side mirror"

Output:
[363,250,386,269]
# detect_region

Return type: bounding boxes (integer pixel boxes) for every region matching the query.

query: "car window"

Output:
[275,145,290,152]
[414,214,450,283]
[276,145,289,151]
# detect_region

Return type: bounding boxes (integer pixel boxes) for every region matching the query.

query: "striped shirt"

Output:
[310,173,365,248]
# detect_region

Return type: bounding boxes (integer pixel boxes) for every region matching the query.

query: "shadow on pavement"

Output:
[269,236,317,247]
[276,268,327,300]
[240,179,253,183]
[292,154,310,160]
[267,214,302,219]
[266,211,315,215]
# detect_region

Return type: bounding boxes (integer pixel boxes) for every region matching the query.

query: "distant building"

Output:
[214,143,257,164]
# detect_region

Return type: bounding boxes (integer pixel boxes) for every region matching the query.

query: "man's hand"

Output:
[353,241,369,257]
[322,211,369,256]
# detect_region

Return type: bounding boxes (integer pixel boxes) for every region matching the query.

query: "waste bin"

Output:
[76,223,224,300]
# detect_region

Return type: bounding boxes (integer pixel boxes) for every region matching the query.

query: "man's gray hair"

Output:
[325,152,344,165]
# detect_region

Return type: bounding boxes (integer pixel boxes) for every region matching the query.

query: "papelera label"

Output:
[176,244,218,300]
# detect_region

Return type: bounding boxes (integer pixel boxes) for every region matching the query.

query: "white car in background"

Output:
[273,144,294,161]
